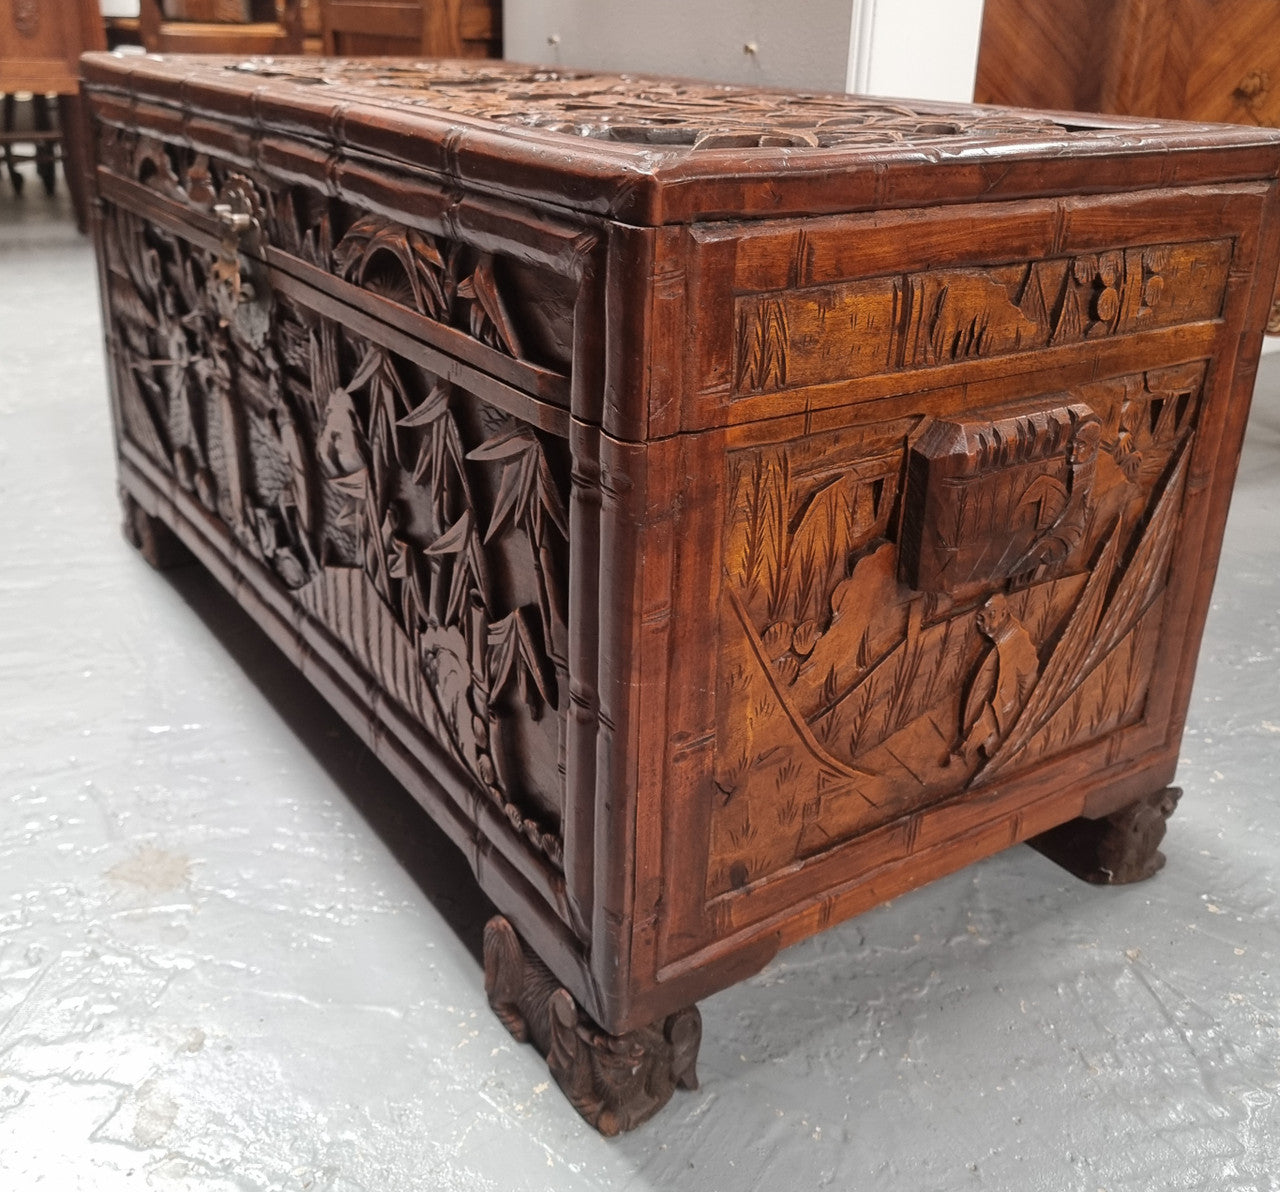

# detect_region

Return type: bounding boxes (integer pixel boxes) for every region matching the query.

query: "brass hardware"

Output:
[208,192,270,348]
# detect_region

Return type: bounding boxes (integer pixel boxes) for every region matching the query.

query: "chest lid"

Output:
[80,54,1280,226]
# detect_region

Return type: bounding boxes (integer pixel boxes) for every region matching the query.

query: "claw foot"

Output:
[1029,786,1182,884]
[482,915,701,1135]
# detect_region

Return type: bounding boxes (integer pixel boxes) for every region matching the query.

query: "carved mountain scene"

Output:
[733,241,1231,395]
[101,169,573,868]
[710,363,1206,895]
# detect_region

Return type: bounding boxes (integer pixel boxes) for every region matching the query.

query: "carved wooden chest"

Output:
[84,54,1280,1132]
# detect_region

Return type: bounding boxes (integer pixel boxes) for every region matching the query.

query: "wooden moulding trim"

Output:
[647,138,1280,226]
[701,320,1225,435]
[96,169,577,423]
[709,184,1264,297]
[268,270,572,435]
[89,94,604,275]
[652,749,1180,992]
[588,435,646,1026]
[115,449,600,1004]
[714,342,1220,458]
[79,56,1280,226]
[1154,180,1280,758]
[562,419,605,943]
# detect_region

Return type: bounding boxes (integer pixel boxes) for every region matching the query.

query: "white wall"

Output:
[503,0,856,92]
[505,0,985,100]
[846,0,986,101]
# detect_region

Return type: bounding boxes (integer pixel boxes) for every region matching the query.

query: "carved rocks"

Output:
[86,53,1280,1133]
[484,917,701,1135]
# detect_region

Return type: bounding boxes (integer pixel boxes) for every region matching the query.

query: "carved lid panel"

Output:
[80,53,1280,224]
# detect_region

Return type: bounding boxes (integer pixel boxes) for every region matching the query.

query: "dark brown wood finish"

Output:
[84,55,1280,1131]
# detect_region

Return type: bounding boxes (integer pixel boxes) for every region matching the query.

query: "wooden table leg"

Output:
[57,92,92,235]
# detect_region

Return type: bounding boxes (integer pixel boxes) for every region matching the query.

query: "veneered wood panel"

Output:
[977,0,1280,127]
[320,0,500,57]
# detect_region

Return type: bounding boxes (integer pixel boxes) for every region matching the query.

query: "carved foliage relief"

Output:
[101,167,572,866]
[734,241,1232,396]
[225,58,1078,152]
[96,127,577,378]
[710,363,1205,896]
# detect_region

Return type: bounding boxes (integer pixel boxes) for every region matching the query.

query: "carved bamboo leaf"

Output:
[423,510,474,557]
[457,254,523,359]
[423,511,490,622]
[397,379,452,428]
[1082,446,1189,660]
[981,443,1191,781]
[487,608,553,713]
[470,429,537,542]
[534,450,570,540]
[485,453,535,545]
[468,427,567,544]
[334,216,453,320]
[467,426,536,461]
[408,230,448,318]
[335,216,419,298]
[347,344,382,393]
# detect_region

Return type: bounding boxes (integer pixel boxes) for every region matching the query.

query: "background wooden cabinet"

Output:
[976,0,1280,126]
[319,0,501,59]
[0,0,105,228]
[976,0,1280,329]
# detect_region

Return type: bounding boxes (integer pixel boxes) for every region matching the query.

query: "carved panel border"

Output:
[95,126,581,392]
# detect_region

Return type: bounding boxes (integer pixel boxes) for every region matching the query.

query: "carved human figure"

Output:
[956,594,1039,766]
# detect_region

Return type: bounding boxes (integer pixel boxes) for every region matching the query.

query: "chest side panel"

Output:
[626,182,1275,1015]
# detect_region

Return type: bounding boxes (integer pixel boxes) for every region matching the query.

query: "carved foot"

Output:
[121,491,193,571]
[482,916,701,1135]
[1029,786,1182,884]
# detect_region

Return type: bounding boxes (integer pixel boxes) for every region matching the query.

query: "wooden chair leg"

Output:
[32,94,57,197]
[2,94,23,196]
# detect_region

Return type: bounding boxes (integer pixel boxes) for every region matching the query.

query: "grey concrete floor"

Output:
[1,175,1278,1192]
